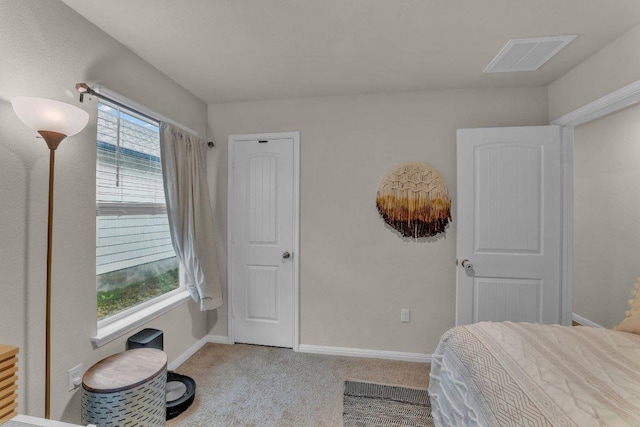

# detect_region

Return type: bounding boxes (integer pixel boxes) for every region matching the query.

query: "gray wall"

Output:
[206,87,549,354]
[548,23,640,121]
[546,22,640,327]
[573,105,640,328]
[0,1,208,421]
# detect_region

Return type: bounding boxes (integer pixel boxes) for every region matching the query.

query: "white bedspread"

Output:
[428,322,640,427]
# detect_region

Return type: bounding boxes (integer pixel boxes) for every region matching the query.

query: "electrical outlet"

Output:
[401,309,410,323]
[68,364,82,391]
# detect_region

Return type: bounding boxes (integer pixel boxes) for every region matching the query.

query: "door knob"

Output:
[282,252,291,259]
[461,259,473,270]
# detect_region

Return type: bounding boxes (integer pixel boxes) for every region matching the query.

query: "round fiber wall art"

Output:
[376,161,451,238]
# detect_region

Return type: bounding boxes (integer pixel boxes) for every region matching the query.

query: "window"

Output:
[96,100,181,322]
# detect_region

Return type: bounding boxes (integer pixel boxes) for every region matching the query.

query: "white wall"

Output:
[0,1,209,422]
[548,23,640,121]
[547,20,640,327]
[573,105,640,328]
[207,87,549,354]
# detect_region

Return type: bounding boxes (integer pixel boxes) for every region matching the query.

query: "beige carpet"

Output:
[167,343,430,426]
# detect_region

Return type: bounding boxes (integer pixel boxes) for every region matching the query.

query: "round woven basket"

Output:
[376,162,451,238]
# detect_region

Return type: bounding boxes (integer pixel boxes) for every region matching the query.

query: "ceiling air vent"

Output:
[484,35,577,73]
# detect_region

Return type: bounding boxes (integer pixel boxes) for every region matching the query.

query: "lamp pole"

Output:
[40,131,65,419]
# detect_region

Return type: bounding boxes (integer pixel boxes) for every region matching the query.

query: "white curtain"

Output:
[160,123,223,311]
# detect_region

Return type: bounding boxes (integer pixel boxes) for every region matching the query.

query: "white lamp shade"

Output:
[11,97,89,137]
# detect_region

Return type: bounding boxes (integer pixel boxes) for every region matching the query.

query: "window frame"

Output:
[93,97,188,346]
[92,289,191,347]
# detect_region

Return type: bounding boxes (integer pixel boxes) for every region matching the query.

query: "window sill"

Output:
[91,290,191,348]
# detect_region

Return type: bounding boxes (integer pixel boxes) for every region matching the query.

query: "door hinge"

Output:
[258,140,268,143]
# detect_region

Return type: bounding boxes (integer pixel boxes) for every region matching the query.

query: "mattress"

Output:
[428,322,640,426]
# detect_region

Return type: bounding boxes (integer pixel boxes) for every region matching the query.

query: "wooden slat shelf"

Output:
[0,357,18,372]
[0,345,18,424]
[0,384,17,401]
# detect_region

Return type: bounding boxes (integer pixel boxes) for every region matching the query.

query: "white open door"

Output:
[230,133,299,348]
[456,126,562,325]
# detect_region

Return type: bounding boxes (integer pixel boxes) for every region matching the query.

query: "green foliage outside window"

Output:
[97,267,179,320]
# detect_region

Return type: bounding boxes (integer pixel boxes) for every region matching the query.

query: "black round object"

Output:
[166,372,196,420]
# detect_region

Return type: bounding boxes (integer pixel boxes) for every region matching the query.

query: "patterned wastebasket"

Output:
[81,348,167,426]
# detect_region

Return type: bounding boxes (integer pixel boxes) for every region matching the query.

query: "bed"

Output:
[428,322,640,426]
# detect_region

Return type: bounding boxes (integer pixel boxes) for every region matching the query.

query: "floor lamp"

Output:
[11,97,89,419]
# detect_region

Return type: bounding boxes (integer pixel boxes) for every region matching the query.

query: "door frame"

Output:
[227,131,301,350]
[553,79,640,325]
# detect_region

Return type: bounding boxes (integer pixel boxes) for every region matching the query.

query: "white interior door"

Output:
[231,135,297,348]
[456,126,562,325]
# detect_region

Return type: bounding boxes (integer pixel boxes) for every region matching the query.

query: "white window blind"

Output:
[96,101,166,215]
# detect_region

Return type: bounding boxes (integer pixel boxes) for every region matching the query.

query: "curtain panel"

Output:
[160,123,223,310]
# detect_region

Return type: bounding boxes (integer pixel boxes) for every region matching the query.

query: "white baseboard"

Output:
[207,334,232,345]
[572,313,604,328]
[169,336,429,369]
[168,334,231,370]
[297,344,431,363]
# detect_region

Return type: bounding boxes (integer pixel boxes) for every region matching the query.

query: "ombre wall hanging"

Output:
[376,161,451,238]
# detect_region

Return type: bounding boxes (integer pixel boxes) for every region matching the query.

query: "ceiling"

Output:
[60,0,640,105]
